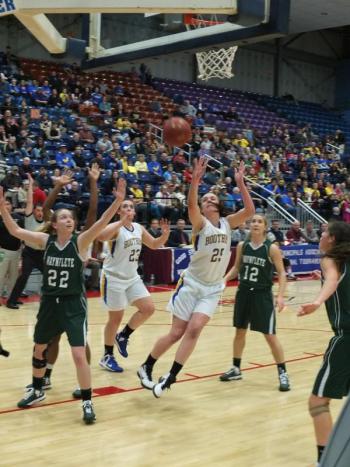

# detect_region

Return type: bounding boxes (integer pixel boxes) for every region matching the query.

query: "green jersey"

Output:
[42,234,85,296]
[239,239,273,290]
[325,262,350,333]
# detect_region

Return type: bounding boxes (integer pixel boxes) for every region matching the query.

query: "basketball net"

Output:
[184,14,238,81]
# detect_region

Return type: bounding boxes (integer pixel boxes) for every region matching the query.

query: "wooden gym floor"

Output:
[0,279,343,467]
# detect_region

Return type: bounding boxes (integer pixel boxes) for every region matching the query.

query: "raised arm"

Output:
[188,156,207,233]
[226,161,255,229]
[0,187,48,248]
[298,257,339,316]
[77,178,126,254]
[24,173,34,216]
[43,170,73,221]
[142,219,170,249]
[83,163,100,231]
[270,243,287,312]
[96,214,128,242]
[224,241,243,283]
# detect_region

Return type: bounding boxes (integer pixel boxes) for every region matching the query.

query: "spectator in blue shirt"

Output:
[55,144,76,169]
[148,153,163,178]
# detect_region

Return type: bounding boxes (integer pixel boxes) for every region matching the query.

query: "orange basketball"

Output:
[163,117,192,147]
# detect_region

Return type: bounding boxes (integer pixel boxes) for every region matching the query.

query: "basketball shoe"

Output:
[137,364,155,390]
[18,388,45,408]
[152,373,176,398]
[115,333,129,358]
[278,371,291,391]
[219,366,242,381]
[82,400,96,424]
[99,354,123,372]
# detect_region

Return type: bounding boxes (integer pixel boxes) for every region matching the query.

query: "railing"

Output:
[296,198,327,229]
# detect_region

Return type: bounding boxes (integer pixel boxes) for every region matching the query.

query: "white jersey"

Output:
[103,223,143,282]
[186,217,231,285]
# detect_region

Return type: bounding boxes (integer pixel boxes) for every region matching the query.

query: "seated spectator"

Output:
[219,186,235,211]
[32,180,47,205]
[147,218,162,238]
[17,179,29,208]
[1,165,21,190]
[231,222,250,246]
[179,100,197,117]
[96,133,113,153]
[134,154,148,173]
[302,220,319,243]
[36,166,52,191]
[267,219,285,245]
[167,218,191,247]
[172,150,188,173]
[148,153,163,178]
[55,144,76,169]
[286,221,306,244]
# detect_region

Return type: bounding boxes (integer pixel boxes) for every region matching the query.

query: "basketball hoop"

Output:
[184,14,238,81]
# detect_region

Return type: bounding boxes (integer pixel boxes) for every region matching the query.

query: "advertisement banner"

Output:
[172,248,193,282]
[281,244,320,274]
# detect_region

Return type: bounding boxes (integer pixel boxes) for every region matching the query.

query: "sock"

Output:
[317,445,325,462]
[233,358,241,369]
[104,345,114,356]
[277,363,286,374]
[81,388,92,402]
[120,324,134,339]
[45,363,53,378]
[33,376,43,392]
[144,354,157,369]
[169,361,183,378]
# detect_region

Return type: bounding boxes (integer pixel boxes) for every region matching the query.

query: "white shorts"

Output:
[167,272,224,322]
[100,272,150,311]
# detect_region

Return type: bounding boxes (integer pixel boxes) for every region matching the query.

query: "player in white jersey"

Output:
[98,198,170,372]
[138,156,255,397]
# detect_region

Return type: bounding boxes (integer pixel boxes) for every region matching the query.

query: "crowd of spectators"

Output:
[0,49,349,240]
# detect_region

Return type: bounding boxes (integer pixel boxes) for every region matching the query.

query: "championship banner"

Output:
[281,244,320,274]
[172,248,193,282]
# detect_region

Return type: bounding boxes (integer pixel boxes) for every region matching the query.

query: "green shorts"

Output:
[34,295,88,347]
[312,333,350,399]
[233,286,276,335]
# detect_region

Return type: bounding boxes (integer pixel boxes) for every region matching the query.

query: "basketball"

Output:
[163,117,192,147]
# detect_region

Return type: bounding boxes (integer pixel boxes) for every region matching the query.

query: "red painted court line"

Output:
[0,352,323,417]
[303,352,323,357]
[248,362,265,368]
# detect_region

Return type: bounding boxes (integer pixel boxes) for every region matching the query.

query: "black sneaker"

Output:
[18,388,45,408]
[279,371,291,391]
[72,388,82,399]
[219,366,242,381]
[152,373,176,398]
[6,302,19,310]
[25,376,51,391]
[137,364,155,390]
[82,400,96,424]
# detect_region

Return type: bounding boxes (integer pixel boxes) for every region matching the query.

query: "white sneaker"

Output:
[152,373,176,398]
[137,364,155,390]
[219,366,242,381]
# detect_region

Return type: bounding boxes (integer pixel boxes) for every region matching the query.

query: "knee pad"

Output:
[32,356,47,369]
[309,403,330,418]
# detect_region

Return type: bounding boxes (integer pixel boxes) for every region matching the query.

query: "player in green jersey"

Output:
[298,221,350,466]
[0,178,126,424]
[220,214,290,391]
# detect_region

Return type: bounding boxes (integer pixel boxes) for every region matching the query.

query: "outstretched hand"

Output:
[159,218,170,236]
[234,161,246,186]
[114,177,126,203]
[56,169,74,187]
[192,156,208,185]
[27,173,34,186]
[297,302,320,316]
[0,186,5,207]
[88,162,100,182]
